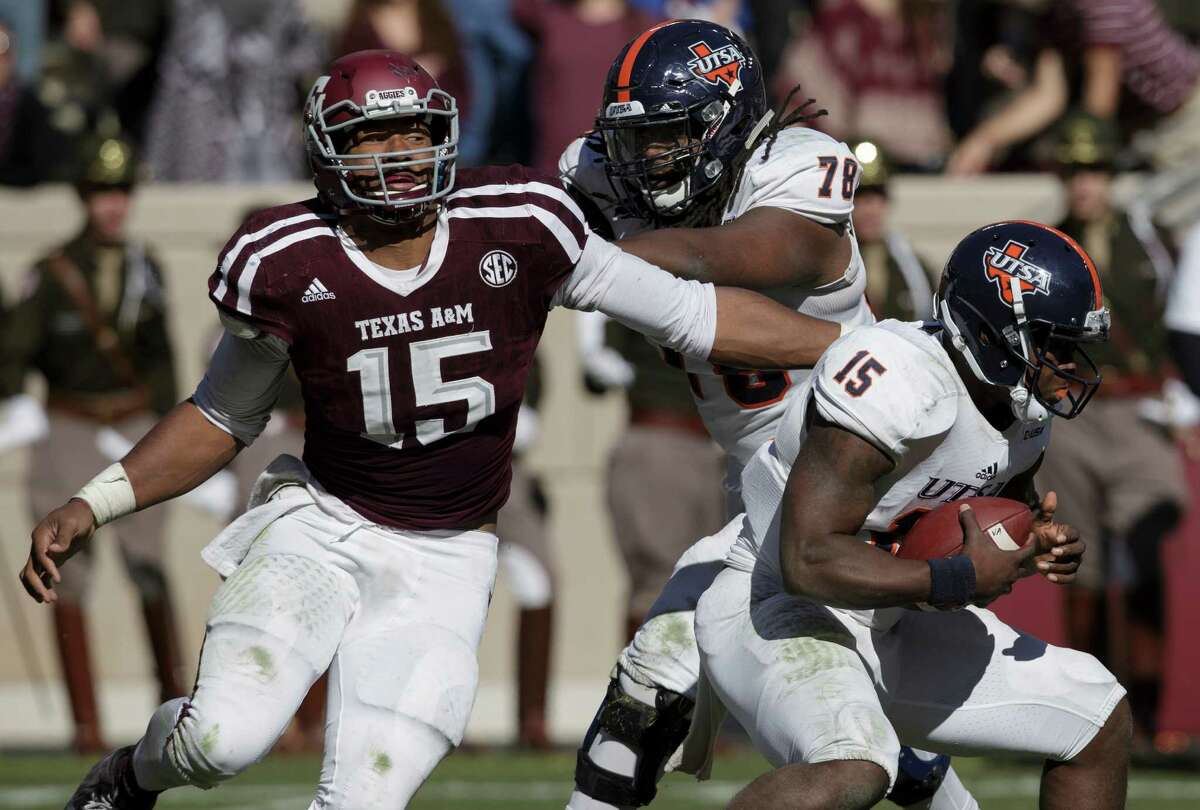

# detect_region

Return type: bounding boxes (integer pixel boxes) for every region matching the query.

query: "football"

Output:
[897,497,1034,561]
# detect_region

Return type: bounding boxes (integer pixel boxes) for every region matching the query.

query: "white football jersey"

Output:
[725,320,1052,629]
[560,127,875,465]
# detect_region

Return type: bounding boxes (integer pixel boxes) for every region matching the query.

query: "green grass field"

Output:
[2,749,1199,809]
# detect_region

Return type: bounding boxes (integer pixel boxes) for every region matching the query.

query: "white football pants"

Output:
[133,487,498,809]
[696,567,1126,789]
[573,514,980,810]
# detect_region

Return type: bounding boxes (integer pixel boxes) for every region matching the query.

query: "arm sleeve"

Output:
[811,328,959,461]
[191,330,290,446]
[553,233,718,361]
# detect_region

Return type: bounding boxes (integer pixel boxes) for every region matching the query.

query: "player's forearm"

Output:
[121,401,240,510]
[618,227,728,285]
[780,531,932,609]
[710,287,841,369]
[618,216,844,290]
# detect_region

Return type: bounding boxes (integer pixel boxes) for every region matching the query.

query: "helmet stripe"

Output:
[1008,219,1104,306]
[616,20,683,102]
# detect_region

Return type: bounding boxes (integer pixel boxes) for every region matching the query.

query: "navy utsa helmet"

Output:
[936,220,1109,420]
[596,20,769,226]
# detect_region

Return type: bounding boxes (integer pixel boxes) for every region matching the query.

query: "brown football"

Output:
[896,496,1034,561]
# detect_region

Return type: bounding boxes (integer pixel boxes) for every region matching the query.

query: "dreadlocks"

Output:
[760,84,828,162]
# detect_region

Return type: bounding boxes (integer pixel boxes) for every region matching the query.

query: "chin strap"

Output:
[743,110,776,152]
[937,292,1050,423]
[1006,275,1047,421]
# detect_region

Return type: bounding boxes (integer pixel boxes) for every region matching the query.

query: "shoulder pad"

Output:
[811,323,959,459]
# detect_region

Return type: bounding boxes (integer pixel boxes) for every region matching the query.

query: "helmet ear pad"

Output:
[940,280,1027,389]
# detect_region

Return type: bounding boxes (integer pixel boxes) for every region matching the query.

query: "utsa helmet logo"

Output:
[687,41,746,94]
[983,240,1052,305]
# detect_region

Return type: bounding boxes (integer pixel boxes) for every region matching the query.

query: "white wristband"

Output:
[74,463,138,527]
[838,320,858,338]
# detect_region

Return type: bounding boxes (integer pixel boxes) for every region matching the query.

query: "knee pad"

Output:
[136,696,262,790]
[886,747,951,807]
[208,553,350,672]
[574,676,695,807]
[347,623,480,746]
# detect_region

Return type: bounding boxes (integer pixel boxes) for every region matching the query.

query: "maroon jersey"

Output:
[208,165,588,529]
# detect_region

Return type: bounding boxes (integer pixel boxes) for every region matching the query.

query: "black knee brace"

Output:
[574,676,695,807]
[886,747,951,807]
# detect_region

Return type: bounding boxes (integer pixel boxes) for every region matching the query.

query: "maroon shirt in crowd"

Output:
[1057,0,1200,119]
[514,0,656,172]
[208,166,585,529]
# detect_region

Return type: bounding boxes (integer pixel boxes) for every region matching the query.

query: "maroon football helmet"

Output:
[304,50,459,220]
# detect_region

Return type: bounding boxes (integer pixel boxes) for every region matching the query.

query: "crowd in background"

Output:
[1,0,1200,760]
[2,0,1200,183]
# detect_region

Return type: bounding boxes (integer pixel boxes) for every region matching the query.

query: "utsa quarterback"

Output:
[21,50,848,809]
[696,221,1128,809]
[562,20,976,810]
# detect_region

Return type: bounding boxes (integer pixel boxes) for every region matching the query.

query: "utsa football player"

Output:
[21,51,850,810]
[563,20,973,810]
[695,221,1129,810]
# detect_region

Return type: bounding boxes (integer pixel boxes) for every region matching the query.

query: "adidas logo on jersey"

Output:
[302,278,336,302]
[976,463,998,481]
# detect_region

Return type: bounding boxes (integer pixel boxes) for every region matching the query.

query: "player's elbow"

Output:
[779,539,827,599]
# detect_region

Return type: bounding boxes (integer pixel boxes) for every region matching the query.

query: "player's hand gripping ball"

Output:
[897,497,1033,560]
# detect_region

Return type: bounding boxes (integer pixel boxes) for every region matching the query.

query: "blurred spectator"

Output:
[628,0,744,30]
[578,313,725,640]
[515,0,655,172]
[7,2,126,184]
[848,140,936,320]
[44,1,170,142]
[746,0,812,90]
[1158,0,1200,42]
[1035,112,1188,749]
[443,0,532,164]
[0,17,56,186]
[144,0,324,182]
[0,0,44,83]
[945,0,1043,143]
[496,359,557,749]
[774,0,952,170]
[335,0,470,132]
[948,0,1200,175]
[1166,223,1200,459]
[0,137,185,753]
[83,0,171,143]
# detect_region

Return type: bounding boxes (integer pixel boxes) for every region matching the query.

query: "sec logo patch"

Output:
[479,250,518,288]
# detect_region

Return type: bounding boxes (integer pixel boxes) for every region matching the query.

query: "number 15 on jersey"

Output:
[347,332,497,449]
